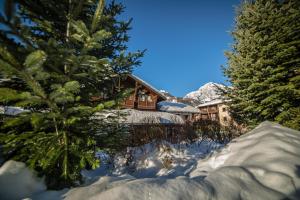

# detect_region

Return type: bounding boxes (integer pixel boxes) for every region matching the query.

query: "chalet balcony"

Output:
[137,95,157,110]
[121,94,135,109]
[199,106,218,114]
[208,107,218,113]
[137,99,156,110]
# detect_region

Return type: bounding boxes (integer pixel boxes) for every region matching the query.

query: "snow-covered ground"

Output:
[1,121,300,199]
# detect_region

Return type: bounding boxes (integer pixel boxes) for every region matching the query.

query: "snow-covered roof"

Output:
[197,99,224,108]
[95,109,185,124]
[129,74,167,100]
[124,109,184,124]
[158,101,200,114]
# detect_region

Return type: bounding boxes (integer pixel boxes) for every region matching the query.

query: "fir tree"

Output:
[224,0,300,130]
[0,0,143,188]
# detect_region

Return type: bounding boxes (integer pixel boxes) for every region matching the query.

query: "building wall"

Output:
[198,105,219,121]
[198,103,233,126]
[121,77,162,110]
[218,104,232,126]
[174,113,196,122]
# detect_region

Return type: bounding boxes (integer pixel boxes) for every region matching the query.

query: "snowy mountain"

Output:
[184,82,225,103]
[159,90,201,106]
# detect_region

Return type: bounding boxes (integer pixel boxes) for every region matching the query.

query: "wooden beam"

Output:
[134,81,138,108]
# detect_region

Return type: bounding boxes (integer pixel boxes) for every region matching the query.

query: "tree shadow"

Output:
[281,165,300,200]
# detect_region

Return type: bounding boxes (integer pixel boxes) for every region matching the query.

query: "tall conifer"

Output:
[0,0,143,188]
[224,0,300,130]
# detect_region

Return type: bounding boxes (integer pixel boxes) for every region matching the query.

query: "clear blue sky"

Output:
[119,0,241,97]
[0,0,241,97]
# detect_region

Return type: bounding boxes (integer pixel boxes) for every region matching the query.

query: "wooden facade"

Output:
[197,101,232,127]
[198,105,220,121]
[121,75,166,110]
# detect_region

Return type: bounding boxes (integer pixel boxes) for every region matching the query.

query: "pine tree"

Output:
[0,0,143,188]
[224,0,300,130]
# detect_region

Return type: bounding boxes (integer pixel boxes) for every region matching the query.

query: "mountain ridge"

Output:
[184,82,225,103]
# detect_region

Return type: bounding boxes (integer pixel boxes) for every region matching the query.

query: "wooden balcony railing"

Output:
[137,99,156,110]
[121,94,135,108]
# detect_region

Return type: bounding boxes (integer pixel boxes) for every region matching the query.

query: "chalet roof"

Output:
[197,99,224,108]
[95,109,184,124]
[123,109,184,124]
[158,101,200,114]
[128,74,167,100]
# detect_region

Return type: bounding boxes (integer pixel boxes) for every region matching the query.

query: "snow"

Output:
[112,140,222,178]
[197,99,224,107]
[184,82,225,103]
[0,160,46,200]
[0,106,27,115]
[1,121,300,199]
[158,101,200,114]
[124,109,185,124]
[97,109,185,124]
[189,121,300,199]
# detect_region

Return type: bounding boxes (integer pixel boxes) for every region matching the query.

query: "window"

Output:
[202,114,208,119]
[140,95,146,101]
[223,117,227,122]
[211,114,217,120]
[222,107,226,112]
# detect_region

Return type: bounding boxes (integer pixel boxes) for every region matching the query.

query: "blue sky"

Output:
[119,0,241,97]
[0,0,241,97]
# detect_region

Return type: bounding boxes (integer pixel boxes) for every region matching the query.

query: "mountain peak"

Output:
[184,82,225,103]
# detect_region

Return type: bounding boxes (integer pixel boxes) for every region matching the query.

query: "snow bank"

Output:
[1,121,300,200]
[113,140,222,178]
[63,122,300,200]
[190,121,300,199]
[0,160,46,200]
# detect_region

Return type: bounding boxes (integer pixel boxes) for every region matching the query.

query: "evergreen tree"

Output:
[0,0,143,188]
[224,0,300,130]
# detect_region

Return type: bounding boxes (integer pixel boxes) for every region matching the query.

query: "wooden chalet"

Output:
[121,75,167,110]
[197,99,232,126]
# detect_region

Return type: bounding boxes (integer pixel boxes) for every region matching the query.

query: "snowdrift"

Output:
[0,121,300,199]
[0,161,45,200]
[112,140,222,178]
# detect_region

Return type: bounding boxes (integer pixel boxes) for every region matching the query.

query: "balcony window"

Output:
[140,95,146,101]
[211,114,217,120]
